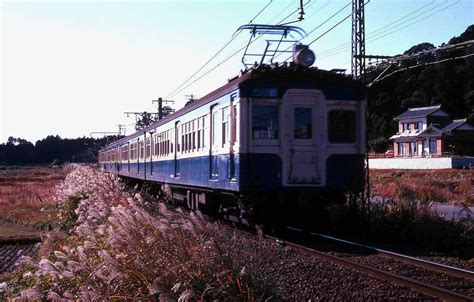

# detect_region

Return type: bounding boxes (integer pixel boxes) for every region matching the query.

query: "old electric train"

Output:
[99,53,366,222]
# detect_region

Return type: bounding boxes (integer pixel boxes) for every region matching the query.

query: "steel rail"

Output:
[311,232,474,282]
[266,235,474,302]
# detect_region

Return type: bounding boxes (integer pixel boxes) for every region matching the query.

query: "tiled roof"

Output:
[442,119,466,134]
[393,105,441,120]
[417,124,443,138]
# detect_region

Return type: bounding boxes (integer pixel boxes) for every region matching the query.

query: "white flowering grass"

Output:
[3,165,268,301]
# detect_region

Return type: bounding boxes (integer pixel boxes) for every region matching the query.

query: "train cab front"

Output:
[239,67,366,200]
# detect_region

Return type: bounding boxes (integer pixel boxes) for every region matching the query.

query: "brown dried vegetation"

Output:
[370,169,474,206]
[0,166,68,228]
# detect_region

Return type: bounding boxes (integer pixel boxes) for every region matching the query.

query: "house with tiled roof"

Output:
[390,105,474,157]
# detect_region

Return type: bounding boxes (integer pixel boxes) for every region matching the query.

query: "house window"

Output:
[252,104,279,139]
[328,110,356,143]
[429,139,437,154]
[398,142,404,156]
[409,142,416,155]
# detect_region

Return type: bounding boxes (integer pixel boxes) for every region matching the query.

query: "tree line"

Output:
[0,135,121,165]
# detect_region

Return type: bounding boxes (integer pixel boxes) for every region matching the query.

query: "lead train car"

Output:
[99,66,366,217]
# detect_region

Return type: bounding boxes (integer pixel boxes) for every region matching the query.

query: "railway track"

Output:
[311,232,474,281]
[267,232,474,301]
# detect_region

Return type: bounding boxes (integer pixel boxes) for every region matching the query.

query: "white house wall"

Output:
[369,157,474,169]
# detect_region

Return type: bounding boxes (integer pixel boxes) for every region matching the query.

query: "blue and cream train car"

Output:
[99,66,366,214]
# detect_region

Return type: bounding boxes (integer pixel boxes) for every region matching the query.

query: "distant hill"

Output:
[366,25,474,152]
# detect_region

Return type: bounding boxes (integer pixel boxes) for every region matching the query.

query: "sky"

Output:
[1,0,473,144]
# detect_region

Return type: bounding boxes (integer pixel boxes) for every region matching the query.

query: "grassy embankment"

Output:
[0,166,69,230]
[370,169,474,206]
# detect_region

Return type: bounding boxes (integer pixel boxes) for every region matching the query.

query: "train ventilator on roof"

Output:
[293,44,316,67]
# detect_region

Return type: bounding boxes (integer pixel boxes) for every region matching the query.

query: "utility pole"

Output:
[117,124,126,136]
[152,98,175,120]
[351,0,366,81]
[124,111,159,121]
[184,94,198,106]
[89,131,121,137]
[351,0,370,211]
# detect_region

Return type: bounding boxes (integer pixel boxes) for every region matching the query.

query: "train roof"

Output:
[100,66,364,151]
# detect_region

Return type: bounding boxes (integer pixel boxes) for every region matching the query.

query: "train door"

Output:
[282,89,325,185]
[149,134,153,176]
[174,121,180,177]
[137,138,140,175]
[127,142,131,173]
[209,104,219,181]
[228,95,237,180]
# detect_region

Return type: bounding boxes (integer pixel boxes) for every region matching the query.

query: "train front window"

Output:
[252,104,279,140]
[294,107,312,139]
[328,110,356,143]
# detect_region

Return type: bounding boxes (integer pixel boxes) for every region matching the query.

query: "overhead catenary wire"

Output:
[167,0,313,99]
[280,0,367,63]
[318,0,460,59]
[266,0,297,24]
[270,1,352,63]
[250,0,274,23]
[165,0,274,100]
[370,52,474,86]
[317,0,438,57]
[304,0,333,20]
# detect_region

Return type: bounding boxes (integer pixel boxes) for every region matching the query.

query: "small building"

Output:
[390,105,474,157]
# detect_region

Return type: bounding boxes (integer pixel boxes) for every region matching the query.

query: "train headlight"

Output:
[293,44,316,67]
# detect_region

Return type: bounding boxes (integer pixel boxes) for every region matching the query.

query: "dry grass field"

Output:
[0,166,68,229]
[370,169,474,206]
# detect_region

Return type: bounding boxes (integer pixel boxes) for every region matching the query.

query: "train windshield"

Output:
[328,110,356,143]
[252,104,279,139]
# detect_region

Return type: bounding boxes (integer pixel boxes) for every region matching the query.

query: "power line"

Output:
[266,0,296,24]
[270,1,351,62]
[317,1,442,57]
[370,52,474,85]
[317,1,440,57]
[165,0,274,99]
[366,1,460,45]
[304,0,332,20]
[318,0,459,59]
[167,0,313,99]
[250,0,274,23]
[281,6,357,63]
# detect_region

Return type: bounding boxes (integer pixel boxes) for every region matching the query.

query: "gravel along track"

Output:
[418,255,474,272]
[226,231,430,300]
[0,243,39,275]
[337,254,474,298]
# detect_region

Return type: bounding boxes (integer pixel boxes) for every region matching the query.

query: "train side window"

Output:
[212,111,220,146]
[222,106,230,146]
[197,129,201,149]
[294,107,312,139]
[252,104,279,139]
[170,130,174,153]
[146,138,151,158]
[203,115,207,148]
[328,110,356,143]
